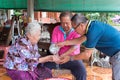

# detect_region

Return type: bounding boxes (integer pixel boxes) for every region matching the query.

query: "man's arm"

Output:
[39,55,53,63]
[73,48,94,60]
[60,46,78,57]
[59,48,94,64]
[57,35,86,47]
[59,46,79,64]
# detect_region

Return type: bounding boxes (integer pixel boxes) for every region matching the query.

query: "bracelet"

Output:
[70,56,74,61]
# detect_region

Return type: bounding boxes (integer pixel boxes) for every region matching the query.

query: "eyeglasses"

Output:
[73,23,80,30]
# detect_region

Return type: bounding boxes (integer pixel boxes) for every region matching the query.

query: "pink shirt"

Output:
[51,26,81,56]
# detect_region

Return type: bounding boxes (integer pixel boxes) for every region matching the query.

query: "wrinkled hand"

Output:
[52,55,61,64]
[47,55,54,62]
[59,56,70,64]
[39,55,53,63]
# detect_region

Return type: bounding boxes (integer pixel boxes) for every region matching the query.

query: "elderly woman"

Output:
[4,21,53,80]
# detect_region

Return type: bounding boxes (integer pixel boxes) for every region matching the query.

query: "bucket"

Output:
[45,78,70,80]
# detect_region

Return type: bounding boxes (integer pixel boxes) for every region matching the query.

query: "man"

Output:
[44,12,86,80]
[57,14,120,80]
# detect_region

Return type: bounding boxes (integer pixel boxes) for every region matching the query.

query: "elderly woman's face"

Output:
[30,30,41,45]
[60,16,72,33]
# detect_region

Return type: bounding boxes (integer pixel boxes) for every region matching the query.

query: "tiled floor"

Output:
[0,64,112,80]
[0,66,11,80]
[86,66,112,80]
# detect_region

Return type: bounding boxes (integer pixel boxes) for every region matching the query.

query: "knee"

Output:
[72,69,86,80]
[71,65,87,79]
[73,68,86,76]
[74,64,86,75]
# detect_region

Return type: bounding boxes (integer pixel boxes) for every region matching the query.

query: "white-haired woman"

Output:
[4,22,53,80]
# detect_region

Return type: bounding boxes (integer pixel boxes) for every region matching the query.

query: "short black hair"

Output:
[59,11,73,20]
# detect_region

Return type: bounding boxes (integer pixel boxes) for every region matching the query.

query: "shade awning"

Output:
[0,0,27,9]
[0,0,120,12]
[35,0,120,12]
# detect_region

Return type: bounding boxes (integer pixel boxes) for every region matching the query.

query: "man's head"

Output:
[71,14,88,35]
[59,12,73,33]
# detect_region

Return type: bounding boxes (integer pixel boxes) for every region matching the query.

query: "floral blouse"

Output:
[4,35,40,71]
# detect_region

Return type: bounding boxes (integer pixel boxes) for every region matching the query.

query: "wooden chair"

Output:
[0,46,10,65]
[0,27,12,46]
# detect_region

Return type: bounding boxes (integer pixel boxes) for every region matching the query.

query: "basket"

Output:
[52,69,75,80]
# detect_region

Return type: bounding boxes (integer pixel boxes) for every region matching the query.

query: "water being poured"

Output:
[49,43,60,69]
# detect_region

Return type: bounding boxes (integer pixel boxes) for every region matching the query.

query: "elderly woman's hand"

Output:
[39,55,53,63]
[52,55,61,64]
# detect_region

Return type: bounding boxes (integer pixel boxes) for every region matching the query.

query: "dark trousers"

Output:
[44,60,86,80]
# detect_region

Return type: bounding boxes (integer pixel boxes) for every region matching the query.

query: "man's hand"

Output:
[59,56,71,64]
[60,53,68,58]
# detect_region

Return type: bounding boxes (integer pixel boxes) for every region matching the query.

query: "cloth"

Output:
[4,35,40,71]
[51,26,80,56]
[85,21,120,57]
[110,51,120,80]
[6,64,52,80]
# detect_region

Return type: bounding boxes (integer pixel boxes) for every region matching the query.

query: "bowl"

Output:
[45,78,70,80]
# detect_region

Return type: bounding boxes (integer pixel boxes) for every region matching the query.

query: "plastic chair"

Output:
[91,49,103,67]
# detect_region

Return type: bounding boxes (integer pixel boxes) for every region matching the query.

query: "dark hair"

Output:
[71,14,88,25]
[59,11,73,20]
